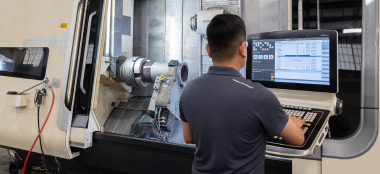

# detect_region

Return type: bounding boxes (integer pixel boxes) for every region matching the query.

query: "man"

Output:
[179,14,306,174]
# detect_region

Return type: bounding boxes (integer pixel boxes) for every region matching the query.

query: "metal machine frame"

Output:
[321,0,379,159]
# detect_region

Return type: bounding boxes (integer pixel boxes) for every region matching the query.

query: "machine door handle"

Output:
[80,11,97,94]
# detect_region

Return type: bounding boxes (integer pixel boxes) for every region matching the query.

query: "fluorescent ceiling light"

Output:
[343,28,362,33]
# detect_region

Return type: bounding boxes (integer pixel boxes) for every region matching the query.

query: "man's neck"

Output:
[212,61,241,72]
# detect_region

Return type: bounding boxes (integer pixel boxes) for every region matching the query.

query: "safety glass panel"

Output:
[292,0,362,138]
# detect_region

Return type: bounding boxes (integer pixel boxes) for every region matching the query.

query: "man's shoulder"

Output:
[232,78,279,103]
[182,75,209,91]
[182,75,270,97]
[181,75,207,98]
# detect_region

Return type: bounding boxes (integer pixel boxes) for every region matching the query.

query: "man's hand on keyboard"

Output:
[290,116,306,128]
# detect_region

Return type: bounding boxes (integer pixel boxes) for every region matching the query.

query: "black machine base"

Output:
[5,132,291,174]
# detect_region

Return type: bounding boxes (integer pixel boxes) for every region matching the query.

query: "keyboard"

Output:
[283,108,318,134]
[266,104,331,150]
[283,109,318,122]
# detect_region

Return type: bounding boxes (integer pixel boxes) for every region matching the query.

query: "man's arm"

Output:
[182,121,195,144]
[255,87,305,146]
[278,116,306,146]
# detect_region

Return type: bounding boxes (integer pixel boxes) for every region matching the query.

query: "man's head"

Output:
[206,14,247,70]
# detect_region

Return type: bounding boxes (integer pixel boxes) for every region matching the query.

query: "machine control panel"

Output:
[267,105,331,153]
[247,30,339,157]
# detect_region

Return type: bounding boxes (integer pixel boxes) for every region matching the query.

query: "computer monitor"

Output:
[246,30,338,93]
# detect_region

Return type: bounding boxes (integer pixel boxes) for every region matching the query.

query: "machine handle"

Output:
[80,11,97,94]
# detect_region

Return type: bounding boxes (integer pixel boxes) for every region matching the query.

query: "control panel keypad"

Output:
[273,108,313,141]
[278,108,316,137]
[302,127,308,133]
[283,109,308,117]
[271,105,323,145]
[304,112,317,122]
[268,105,330,150]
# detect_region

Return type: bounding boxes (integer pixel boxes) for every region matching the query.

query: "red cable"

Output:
[23,90,55,174]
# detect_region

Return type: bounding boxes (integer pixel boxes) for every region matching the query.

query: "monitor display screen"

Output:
[246,30,338,93]
[251,37,330,85]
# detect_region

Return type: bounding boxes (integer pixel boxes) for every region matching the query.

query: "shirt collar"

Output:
[207,66,243,77]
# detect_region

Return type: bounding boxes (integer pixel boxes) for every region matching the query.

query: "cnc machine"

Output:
[0,0,379,174]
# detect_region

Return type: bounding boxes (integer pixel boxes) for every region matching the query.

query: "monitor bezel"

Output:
[246,30,338,93]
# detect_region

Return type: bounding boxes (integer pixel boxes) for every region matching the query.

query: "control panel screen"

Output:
[251,37,330,85]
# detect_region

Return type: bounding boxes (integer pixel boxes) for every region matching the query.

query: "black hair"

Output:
[206,14,246,62]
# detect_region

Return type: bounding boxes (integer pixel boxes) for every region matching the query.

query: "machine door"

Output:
[57,0,105,132]
[71,0,104,129]
[289,0,378,160]
[321,0,378,159]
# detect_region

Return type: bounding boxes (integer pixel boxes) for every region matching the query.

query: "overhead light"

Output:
[343,28,362,33]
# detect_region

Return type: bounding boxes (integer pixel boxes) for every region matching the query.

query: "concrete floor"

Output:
[0,148,12,174]
[0,148,47,174]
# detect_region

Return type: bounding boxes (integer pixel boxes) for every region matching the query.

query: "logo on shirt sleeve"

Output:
[233,79,254,89]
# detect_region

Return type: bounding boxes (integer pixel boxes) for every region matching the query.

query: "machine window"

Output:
[339,43,361,71]
[0,47,49,80]
[292,0,362,138]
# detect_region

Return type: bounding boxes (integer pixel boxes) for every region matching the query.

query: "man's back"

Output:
[180,66,288,174]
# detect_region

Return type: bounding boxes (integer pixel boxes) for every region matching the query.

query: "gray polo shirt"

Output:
[180,66,288,174]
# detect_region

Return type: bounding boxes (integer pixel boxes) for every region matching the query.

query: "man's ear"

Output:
[239,42,247,58]
[206,43,212,58]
